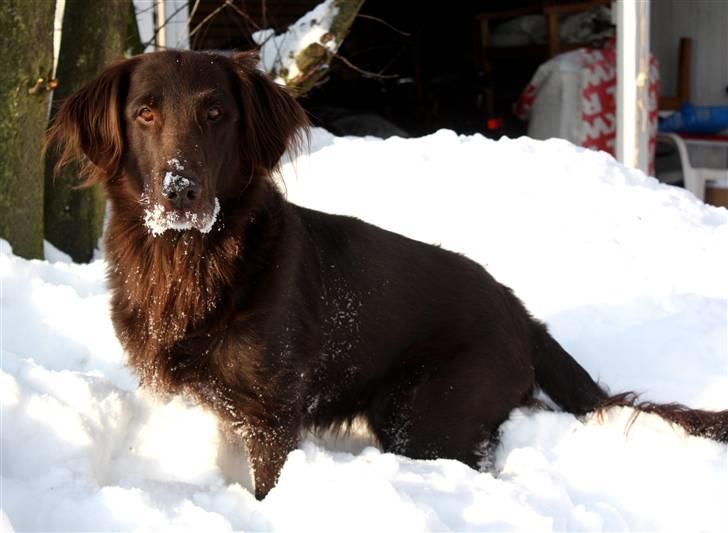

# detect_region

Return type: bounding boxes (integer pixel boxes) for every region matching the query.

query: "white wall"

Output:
[650,0,728,106]
[53,0,66,76]
[133,0,190,51]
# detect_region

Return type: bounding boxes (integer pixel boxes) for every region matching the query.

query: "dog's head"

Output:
[48,50,308,235]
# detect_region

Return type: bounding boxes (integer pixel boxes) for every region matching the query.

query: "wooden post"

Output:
[547,12,560,57]
[616,0,651,174]
[154,0,166,50]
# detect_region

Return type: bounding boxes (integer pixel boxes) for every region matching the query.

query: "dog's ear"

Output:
[231,51,309,174]
[47,58,136,185]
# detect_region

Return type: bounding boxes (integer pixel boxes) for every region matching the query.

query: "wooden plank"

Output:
[677,37,691,104]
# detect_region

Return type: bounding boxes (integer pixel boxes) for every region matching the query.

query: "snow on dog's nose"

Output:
[142,158,221,236]
[162,172,199,210]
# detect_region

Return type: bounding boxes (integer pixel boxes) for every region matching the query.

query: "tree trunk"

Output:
[44,0,128,262]
[0,0,55,259]
[126,0,145,56]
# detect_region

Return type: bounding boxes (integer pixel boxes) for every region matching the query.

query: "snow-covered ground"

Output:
[2,129,727,531]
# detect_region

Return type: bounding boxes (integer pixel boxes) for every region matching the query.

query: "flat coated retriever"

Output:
[48,50,728,499]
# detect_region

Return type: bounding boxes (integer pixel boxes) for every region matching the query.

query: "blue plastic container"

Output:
[659,103,728,134]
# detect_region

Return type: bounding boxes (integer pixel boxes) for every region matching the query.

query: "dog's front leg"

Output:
[242,414,300,499]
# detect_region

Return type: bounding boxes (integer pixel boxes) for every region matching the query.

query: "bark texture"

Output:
[0,0,55,258]
[44,0,128,262]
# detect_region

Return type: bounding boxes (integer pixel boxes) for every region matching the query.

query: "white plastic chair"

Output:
[657,133,728,201]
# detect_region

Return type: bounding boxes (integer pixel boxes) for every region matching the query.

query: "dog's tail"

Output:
[531,322,728,443]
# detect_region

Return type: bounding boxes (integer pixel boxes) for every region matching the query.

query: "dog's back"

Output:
[272,205,535,464]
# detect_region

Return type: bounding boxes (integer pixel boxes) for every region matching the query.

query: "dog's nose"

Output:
[162,173,199,210]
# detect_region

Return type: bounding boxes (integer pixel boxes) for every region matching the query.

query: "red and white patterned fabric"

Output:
[515,39,660,174]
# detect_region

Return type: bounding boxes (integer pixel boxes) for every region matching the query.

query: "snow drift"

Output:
[1,129,726,531]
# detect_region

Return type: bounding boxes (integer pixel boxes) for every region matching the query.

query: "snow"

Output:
[143,197,221,236]
[167,158,186,172]
[162,172,190,192]
[253,0,339,85]
[43,240,72,263]
[151,159,217,237]
[2,129,727,531]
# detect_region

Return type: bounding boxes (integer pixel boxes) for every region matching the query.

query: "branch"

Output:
[333,53,399,80]
[356,13,411,37]
[189,0,231,39]
[225,0,261,31]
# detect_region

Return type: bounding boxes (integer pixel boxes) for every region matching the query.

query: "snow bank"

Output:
[2,130,726,531]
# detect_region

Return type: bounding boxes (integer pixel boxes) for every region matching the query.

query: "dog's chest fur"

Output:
[103,199,340,429]
[106,212,253,393]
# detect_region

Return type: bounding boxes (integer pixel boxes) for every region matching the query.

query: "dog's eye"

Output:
[138,107,154,123]
[207,106,223,122]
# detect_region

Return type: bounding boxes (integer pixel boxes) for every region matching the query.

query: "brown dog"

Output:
[48,50,728,499]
